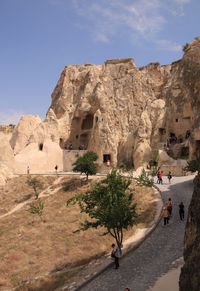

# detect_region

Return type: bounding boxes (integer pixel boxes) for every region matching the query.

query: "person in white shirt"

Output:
[111,243,121,269]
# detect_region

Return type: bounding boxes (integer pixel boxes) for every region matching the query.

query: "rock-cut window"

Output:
[39,143,43,151]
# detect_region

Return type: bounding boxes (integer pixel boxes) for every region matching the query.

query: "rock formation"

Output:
[0,37,200,182]
[0,133,15,184]
[10,115,42,154]
[179,175,200,291]
[45,37,200,171]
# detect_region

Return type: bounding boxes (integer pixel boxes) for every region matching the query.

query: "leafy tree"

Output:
[66,170,137,248]
[73,151,98,180]
[184,158,200,175]
[29,199,44,221]
[27,177,43,199]
[137,169,154,187]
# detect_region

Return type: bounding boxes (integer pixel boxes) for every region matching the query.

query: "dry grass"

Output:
[0,175,157,290]
[0,175,56,215]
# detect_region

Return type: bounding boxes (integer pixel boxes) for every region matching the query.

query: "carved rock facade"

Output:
[0,38,200,182]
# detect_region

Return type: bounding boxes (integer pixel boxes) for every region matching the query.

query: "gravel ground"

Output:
[78,175,194,291]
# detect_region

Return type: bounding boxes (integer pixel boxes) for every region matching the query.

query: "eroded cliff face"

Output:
[179,175,200,291]
[46,59,168,169]
[0,37,200,179]
[44,37,200,169]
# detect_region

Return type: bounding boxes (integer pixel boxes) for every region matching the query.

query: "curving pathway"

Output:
[78,175,194,291]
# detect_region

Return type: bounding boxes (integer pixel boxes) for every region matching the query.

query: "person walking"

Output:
[111,243,121,269]
[179,202,185,220]
[55,165,58,175]
[162,206,169,226]
[157,171,161,184]
[160,170,164,184]
[124,288,130,291]
[167,171,172,184]
[166,198,173,217]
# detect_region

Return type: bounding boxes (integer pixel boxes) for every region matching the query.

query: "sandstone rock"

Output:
[0,133,15,184]
[134,140,152,169]
[10,115,42,154]
[44,38,200,170]
[158,150,174,165]
[0,37,200,184]
[14,140,63,174]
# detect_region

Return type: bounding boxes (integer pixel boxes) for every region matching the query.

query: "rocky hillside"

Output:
[179,174,200,291]
[0,37,200,183]
[45,37,200,169]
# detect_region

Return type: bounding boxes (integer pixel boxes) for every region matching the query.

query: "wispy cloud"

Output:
[0,110,24,125]
[169,0,191,16]
[72,0,191,51]
[156,39,182,52]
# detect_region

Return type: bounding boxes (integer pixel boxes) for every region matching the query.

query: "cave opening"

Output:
[103,154,111,163]
[39,143,43,151]
[80,133,89,148]
[81,114,94,130]
[181,146,189,158]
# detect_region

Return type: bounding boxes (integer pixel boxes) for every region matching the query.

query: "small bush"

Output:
[184,158,200,175]
[27,177,43,199]
[29,199,44,221]
[137,169,154,187]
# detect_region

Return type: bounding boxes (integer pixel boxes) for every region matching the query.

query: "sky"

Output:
[0,0,199,124]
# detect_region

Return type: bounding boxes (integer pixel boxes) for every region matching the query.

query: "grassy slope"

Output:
[0,175,157,289]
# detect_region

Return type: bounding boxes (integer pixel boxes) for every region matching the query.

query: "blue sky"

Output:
[0,0,199,124]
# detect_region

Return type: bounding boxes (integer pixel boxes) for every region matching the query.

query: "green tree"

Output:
[27,177,43,199]
[29,199,44,221]
[66,170,137,248]
[184,158,200,175]
[137,169,154,187]
[73,151,98,180]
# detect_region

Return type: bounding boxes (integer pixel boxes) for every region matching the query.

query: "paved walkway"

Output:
[78,175,194,291]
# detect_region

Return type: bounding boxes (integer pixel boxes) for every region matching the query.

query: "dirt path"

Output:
[0,177,63,220]
[78,175,194,291]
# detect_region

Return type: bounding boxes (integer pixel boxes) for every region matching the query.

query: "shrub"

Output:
[27,177,43,199]
[73,151,98,180]
[137,169,154,187]
[66,170,137,247]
